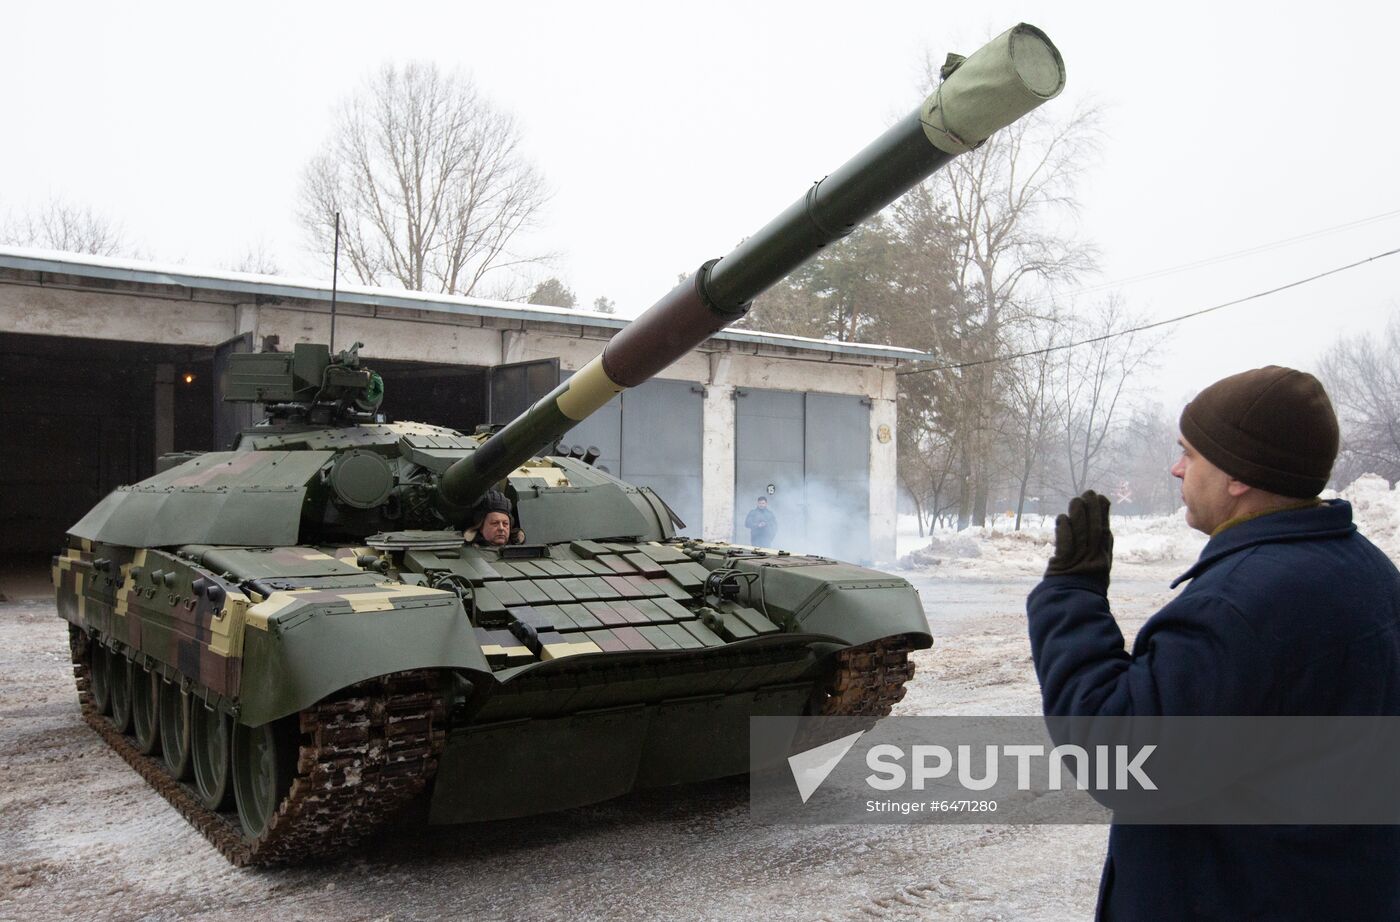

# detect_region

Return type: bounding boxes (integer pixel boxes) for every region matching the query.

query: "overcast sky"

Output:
[5,1,1398,410]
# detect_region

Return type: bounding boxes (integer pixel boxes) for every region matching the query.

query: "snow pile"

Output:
[896,475,1400,577]
[901,531,984,561]
[1336,474,1400,559]
[897,524,1050,575]
[897,512,1208,577]
[1112,508,1206,565]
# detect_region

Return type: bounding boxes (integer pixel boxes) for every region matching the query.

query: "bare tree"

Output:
[897,417,961,536]
[1110,401,1182,514]
[1318,313,1400,486]
[2,197,134,256]
[1058,297,1163,496]
[228,241,281,275]
[931,99,1100,528]
[300,62,550,296]
[999,316,1066,528]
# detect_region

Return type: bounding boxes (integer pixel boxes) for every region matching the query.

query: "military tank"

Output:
[54,24,1064,865]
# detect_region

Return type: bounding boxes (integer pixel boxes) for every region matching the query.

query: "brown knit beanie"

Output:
[1179,366,1339,498]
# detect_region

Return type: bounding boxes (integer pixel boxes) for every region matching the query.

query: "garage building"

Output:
[0,249,927,563]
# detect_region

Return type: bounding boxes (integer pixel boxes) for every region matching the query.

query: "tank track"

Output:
[816,634,918,717]
[69,630,446,867]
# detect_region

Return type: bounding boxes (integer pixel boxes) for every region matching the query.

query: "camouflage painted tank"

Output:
[55,24,1064,865]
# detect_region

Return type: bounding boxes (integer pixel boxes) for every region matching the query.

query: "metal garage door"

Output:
[734,389,806,550]
[561,377,702,537]
[490,359,560,424]
[804,392,871,561]
[734,389,870,561]
[620,379,703,536]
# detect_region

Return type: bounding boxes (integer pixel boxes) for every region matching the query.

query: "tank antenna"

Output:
[329,211,341,352]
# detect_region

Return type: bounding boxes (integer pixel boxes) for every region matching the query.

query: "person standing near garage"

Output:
[745,496,777,547]
[1026,366,1400,920]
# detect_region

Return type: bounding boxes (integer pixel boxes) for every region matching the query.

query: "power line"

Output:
[1068,207,1400,296]
[898,245,1400,376]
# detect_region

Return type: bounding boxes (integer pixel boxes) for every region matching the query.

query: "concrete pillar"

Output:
[234,303,259,343]
[500,329,525,365]
[869,396,898,563]
[154,363,175,462]
[702,355,737,542]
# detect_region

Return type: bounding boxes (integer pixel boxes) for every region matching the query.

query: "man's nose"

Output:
[1170,458,1185,479]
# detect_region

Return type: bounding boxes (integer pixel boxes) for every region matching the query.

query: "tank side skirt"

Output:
[70,629,446,867]
[62,546,249,699]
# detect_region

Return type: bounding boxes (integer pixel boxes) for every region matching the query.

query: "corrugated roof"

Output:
[0,247,933,364]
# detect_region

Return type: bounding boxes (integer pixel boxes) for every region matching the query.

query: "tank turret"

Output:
[439,22,1064,508]
[224,340,384,424]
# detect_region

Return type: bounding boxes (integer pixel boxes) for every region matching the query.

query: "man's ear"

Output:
[1226,478,1252,499]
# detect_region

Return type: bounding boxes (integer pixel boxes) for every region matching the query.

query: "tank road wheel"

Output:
[89,644,112,716]
[131,664,162,755]
[109,655,134,734]
[232,717,298,839]
[191,703,234,810]
[71,668,443,865]
[159,681,193,780]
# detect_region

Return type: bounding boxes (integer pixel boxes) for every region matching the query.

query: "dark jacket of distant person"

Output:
[745,500,777,545]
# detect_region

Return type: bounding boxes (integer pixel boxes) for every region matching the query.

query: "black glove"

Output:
[1045,490,1113,587]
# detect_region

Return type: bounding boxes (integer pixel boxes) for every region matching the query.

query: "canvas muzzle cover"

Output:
[921,23,1066,155]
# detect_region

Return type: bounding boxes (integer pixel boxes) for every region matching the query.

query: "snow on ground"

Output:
[894,507,1205,582]
[0,562,1107,921]
[894,475,1400,579]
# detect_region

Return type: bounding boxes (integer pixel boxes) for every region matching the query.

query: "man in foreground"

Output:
[1027,366,1400,919]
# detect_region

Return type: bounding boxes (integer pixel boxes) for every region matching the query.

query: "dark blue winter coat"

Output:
[1026,500,1400,920]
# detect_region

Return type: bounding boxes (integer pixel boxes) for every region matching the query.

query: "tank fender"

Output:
[237,584,492,726]
[738,559,932,650]
[787,579,931,649]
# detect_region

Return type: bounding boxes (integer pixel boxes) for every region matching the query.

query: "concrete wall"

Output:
[0,281,233,345]
[0,274,904,561]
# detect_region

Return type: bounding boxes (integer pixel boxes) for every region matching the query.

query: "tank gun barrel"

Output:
[439,23,1064,510]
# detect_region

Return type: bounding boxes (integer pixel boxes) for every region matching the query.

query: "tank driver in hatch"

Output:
[465,489,525,547]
